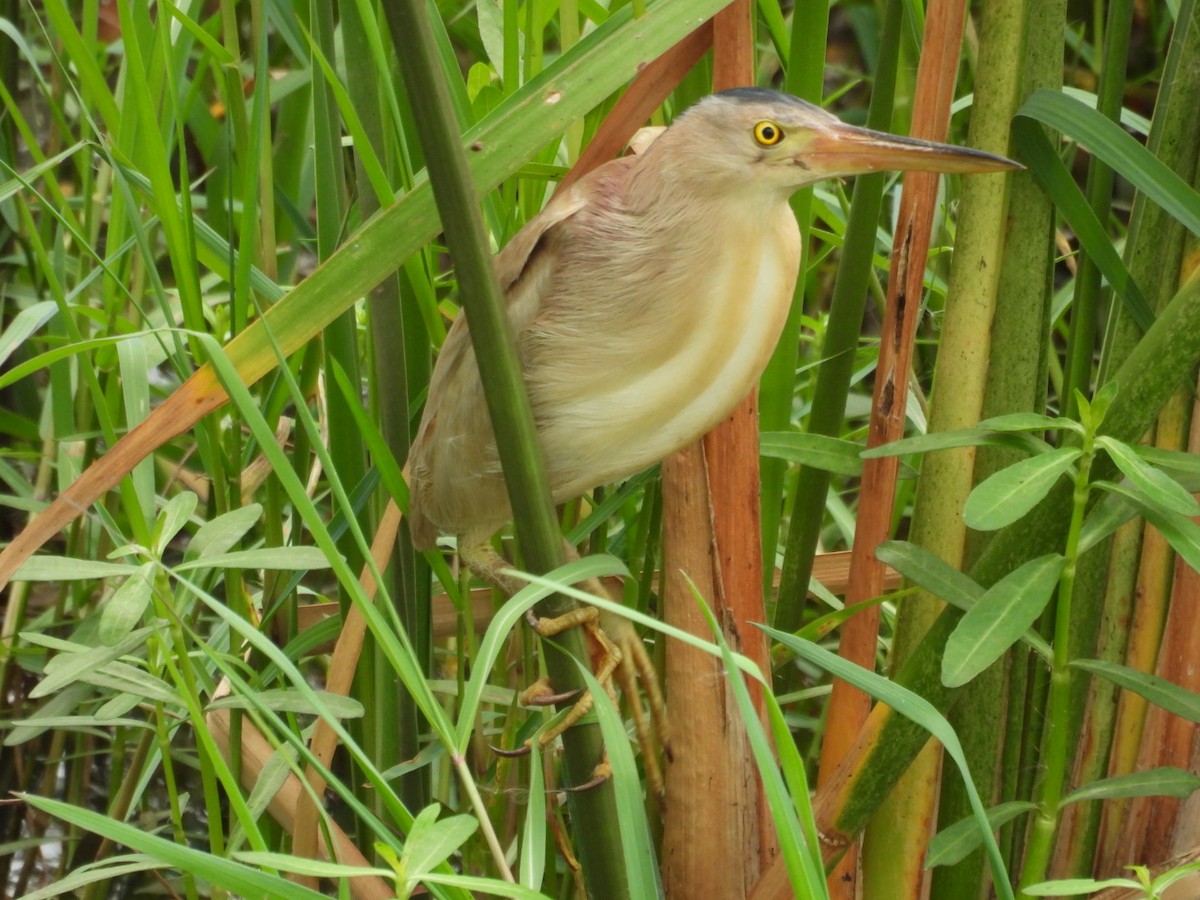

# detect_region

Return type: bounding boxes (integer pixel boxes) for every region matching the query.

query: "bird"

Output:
[404,87,1017,791]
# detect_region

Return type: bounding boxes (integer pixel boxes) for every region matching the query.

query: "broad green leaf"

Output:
[1077,488,1140,554]
[1089,379,1120,429]
[942,554,1066,687]
[1062,767,1200,805]
[172,547,333,572]
[1022,877,1142,896]
[1099,482,1200,573]
[11,557,139,581]
[929,801,1037,868]
[1138,445,1200,476]
[1073,658,1200,723]
[98,562,156,645]
[876,541,984,608]
[875,542,1052,660]
[207,689,365,719]
[963,449,1080,531]
[153,491,199,555]
[400,804,479,887]
[187,504,263,560]
[1096,435,1200,516]
[760,431,862,476]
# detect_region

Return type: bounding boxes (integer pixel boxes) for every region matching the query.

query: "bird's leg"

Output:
[460,541,668,800]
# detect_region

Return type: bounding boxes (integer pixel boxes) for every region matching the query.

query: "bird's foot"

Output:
[523,605,622,743]
[524,602,670,802]
[461,542,669,800]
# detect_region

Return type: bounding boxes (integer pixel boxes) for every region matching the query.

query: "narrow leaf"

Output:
[876,541,984,609]
[207,689,365,719]
[764,628,1015,900]
[1100,482,1200,573]
[874,542,1052,659]
[98,563,156,646]
[12,557,139,581]
[942,554,1066,687]
[1062,767,1200,805]
[401,806,479,883]
[187,504,263,560]
[963,449,1080,531]
[977,412,1078,435]
[929,801,1037,868]
[1073,658,1200,723]
[1096,435,1200,516]
[862,428,1023,458]
[760,432,863,476]
[172,547,333,572]
[1022,877,1142,896]
[1019,89,1200,236]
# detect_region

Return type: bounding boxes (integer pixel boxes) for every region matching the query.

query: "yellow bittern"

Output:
[406,87,1016,786]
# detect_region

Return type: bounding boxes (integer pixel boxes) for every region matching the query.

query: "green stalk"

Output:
[774,0,904,638]
[1017,424,1095,893]
[386,2,629,896]
[934,0,1064,892]
[341,0,431,814]
[758,0,829,597]
[1097,0,1200,381]
[1060,0,1134,421]
[864,0,1021,891]
[311,0,367,579]
[822,272,1200,848]
[1071,6,1200,875]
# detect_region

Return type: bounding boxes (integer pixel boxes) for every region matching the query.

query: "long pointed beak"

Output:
[804,121,1019,176]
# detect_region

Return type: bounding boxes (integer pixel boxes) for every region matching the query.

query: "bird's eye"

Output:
[753,120,784,146]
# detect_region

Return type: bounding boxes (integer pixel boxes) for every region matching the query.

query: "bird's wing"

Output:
[495,154,637,294]
[494,191,588,291]
[407,156,637,547]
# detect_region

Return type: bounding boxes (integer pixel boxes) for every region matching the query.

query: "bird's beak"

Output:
[802,122,1019,176]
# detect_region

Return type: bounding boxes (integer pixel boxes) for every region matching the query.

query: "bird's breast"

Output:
[535,202,801,496]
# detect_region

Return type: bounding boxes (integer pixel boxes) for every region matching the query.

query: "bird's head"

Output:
[655,87,1017,196]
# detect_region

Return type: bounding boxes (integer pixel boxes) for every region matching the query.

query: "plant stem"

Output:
[1018,429,1095,892]
[386,2,628,895]
[1061,0,1135,420]
[453,753,516,883]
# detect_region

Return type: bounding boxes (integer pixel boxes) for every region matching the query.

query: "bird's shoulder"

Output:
[495,155,638,291]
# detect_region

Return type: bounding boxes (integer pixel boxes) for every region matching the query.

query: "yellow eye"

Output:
[753,120,784,146]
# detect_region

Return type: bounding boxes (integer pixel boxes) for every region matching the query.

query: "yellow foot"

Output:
[523,605,622,746]
[527,602,670,803]
[461,542,669,800]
